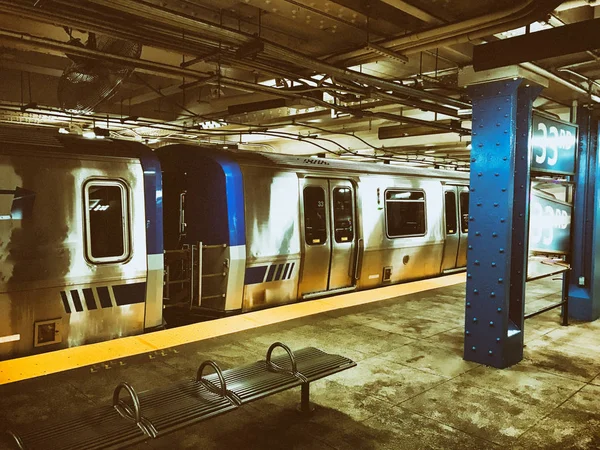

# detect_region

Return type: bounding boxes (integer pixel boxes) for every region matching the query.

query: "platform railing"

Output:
[523,176,574,326]
[524,257,570,325]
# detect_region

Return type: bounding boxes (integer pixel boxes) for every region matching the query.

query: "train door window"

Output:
[445,191,457,235]
[385,190,426,237]
[303,186,327,245]
[460,191,469,233]
[84,180,130,263]
[333,187,354,243]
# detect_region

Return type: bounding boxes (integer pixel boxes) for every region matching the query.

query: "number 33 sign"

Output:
[529,194,572,254]
[531,113,577,176]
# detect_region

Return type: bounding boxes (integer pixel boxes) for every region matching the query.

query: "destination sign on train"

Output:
[530,113,577,175]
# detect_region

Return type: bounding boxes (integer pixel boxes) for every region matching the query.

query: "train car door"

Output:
[299,178,357,298]
[441,186,460,271]
[441,185,469,272]
[456,187,469,267]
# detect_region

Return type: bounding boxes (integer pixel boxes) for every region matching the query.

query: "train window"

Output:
[333,187,354,243]
[84,180,130,263]
[460,191,469,233]
[385,189,426,237]
[303,186,327,245]
[445,191,457,235]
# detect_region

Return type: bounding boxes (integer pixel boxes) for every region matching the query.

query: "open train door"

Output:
[298,178,358,299]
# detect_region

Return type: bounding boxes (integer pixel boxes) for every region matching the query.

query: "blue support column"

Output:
[568,108,600,321]
[464,79,542,369]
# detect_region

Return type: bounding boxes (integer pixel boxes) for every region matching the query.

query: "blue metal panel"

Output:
[60,291,71,314]
[139,152,164,255]
[245,266,268,285]
[568,108,600,320]
[156,146,246,248]
[211,154,246,247]
[96,286,112,308]
[82,288,97,310]
[464,79,542,368]
[266,264,277,282]
[71,290,84,312]
[112,282,147,306]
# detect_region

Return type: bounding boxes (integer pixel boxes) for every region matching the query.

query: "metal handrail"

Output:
[164,278,191,285]
[266,342,303,379]
[113,382,142,424]
[202,243,228,249]
[196,360,228,398]
[202,272,226,278]
[525,300,568,320]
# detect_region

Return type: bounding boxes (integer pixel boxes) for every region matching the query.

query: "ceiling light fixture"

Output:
[365,43,409,64]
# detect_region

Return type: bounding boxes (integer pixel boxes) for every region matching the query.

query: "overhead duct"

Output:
[58,0,469,110]
[0,0,471,117]
[327,0,564,65]
[378,120,462,139]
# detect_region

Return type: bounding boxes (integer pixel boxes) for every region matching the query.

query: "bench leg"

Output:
[297,383,315,415]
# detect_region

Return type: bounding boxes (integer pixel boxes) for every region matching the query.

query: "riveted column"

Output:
[568,107,600,321]
[463,79,542,368]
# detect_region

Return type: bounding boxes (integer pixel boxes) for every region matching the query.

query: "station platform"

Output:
[0,274,598,450]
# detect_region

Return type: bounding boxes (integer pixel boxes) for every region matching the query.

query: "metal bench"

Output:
[5,343,356,450]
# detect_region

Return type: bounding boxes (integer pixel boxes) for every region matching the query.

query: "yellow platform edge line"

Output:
[0,273,465,385]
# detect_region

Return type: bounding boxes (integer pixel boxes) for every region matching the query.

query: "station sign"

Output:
[529,193,572,255]
[530,113,577,175]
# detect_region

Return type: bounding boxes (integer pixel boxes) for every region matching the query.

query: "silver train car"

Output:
[158,146,470,316]
[1,129,567,360]
[0,128,163,360]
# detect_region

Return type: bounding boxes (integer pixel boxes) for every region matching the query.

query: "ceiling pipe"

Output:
[3,0,469,112]
[558,68,600,89]
[327,0,563,65]
[203,77,471,134]
[0,1,308,85]
[68,0,469,110]
[0,26,466,131]
[0,2,224,66]
[0,27,465,123]
[555,0,599,11]
[520,62,600,103]
[0,28,213,81]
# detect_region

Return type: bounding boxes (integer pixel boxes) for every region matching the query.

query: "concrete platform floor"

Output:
[1,276,599,449]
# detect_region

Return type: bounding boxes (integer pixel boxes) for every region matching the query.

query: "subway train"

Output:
[0,126,568,360]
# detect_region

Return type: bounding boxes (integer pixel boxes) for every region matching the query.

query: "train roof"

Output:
[158,144,470,181]
[0,126,154,160]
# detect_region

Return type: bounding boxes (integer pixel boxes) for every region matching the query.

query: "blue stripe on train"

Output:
[139,153,163,255]
[60,282,147,313]
[112,283,146,306]
[244,263,296,285]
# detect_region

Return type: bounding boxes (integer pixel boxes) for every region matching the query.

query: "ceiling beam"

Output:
[473,18,600,71]
[327,0,425,29]
[378,0,443,24]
